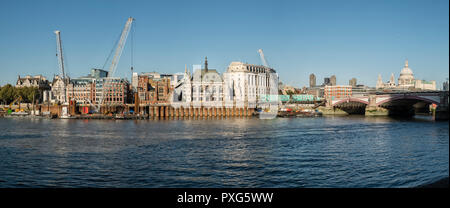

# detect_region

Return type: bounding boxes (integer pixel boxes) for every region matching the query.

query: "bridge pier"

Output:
[434,106,449,121]
[365,106,389,116]
[317,106,348,115]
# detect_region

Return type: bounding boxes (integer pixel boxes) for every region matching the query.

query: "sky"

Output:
[0,0,448,88]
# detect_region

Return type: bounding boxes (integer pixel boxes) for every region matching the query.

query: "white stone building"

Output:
[222,61,278,108]
[16,75,50,88]
[376,73,396,89]
[398,60,415,88]
[171,59,279,109]
[44,75,69,104]
[191,57,223,108]
[376,60,436,91]
[414,80,436,91]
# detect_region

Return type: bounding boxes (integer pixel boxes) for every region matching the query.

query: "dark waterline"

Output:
[0,116,448,188]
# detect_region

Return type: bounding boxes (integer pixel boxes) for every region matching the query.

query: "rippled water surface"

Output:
[0,116,448,187]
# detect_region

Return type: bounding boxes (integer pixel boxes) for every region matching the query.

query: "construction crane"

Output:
[258,49,269,68]
[54,30,67,104]
[97,17,134,112]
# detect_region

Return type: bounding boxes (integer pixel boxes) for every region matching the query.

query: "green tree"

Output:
[0,84,17,104]
[11,86,40,103]
[27,87,40,104]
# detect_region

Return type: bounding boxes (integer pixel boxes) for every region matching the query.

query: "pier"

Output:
[13,103,257,119]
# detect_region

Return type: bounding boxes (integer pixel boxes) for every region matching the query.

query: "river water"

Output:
[0,116,448,188]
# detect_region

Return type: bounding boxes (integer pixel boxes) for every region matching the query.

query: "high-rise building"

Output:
[443,80,449,91]
[309,73,316,87]
[349,78,357,87]
[330,75,336,86]
[323,77,331,86]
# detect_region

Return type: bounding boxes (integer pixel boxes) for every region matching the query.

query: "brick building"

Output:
[324,85,352,100]
[66,78,95,104]
[95,78,129,105]
[137,73,172,104]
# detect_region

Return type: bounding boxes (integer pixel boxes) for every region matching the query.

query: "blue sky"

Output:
[0,0,448,88]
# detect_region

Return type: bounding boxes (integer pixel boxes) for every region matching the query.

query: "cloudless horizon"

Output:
[0,0,448,88]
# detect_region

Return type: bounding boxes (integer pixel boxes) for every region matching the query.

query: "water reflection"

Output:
[0,116,448,187]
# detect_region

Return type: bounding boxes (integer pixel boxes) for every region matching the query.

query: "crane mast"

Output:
[97,17,134,111]
[108,17,134,78]
[54,30,67,104]
[258,49,269,68]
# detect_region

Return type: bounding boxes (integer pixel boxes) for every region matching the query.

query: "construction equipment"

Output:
[258,49,269,67]
[9,96,22,112]
[96,17,134,112]
[54,30,67,104]
[84,98,98,113]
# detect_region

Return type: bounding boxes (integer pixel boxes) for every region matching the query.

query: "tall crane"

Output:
[258,49,269,68]
[108,17,134,79]
[54,30,67,104]
[97,17,134,111]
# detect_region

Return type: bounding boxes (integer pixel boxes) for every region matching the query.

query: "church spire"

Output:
[376,74,383,89]
[405,59,408,67]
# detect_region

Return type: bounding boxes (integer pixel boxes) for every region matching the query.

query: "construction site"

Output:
[0,17,290,119]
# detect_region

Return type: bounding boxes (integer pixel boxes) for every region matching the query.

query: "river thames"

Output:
[0,116,448,188]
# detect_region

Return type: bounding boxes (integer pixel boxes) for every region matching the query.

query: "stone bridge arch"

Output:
[331,97,370,115]
[332,97,369,107]
[376,95,440,106]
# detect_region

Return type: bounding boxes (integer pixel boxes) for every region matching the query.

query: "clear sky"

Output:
[0,0,448,88]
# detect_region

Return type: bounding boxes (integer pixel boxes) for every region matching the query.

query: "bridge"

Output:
[326,91,449,120]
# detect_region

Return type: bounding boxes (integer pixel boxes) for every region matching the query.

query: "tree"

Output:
[0,84,17,104]
[0,85,42,104]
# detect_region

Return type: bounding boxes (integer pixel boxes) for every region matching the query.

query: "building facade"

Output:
[66,78,95,104]
[330,75,336,86]
[137,72,172,105]
[171,59,279,109]
[49,75,70,104]
[191,58,224,108]
[95,78,129,105]
[398,60,415,88]
[309,73,316,87]
[16,75,50,89]
[376,73,396,89]
[414,80,436,91]
[376,60,436,91]
[45,68,129,106]
[222,61,278,108]
[324,85,352,100]
[323,77,331,86]
[349,78,357,87]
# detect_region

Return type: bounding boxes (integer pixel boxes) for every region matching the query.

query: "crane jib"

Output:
[97,17,134,111]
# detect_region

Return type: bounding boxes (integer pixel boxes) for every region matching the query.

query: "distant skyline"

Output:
[0,0,448,88]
